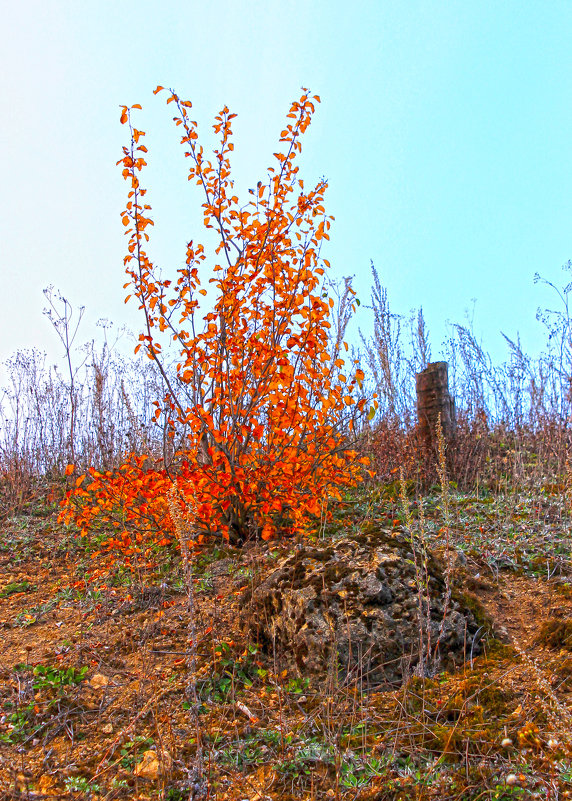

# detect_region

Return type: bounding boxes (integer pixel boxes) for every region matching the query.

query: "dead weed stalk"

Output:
[167,485,205,798]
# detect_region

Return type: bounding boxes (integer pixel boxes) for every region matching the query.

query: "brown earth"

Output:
[0,510,571,800]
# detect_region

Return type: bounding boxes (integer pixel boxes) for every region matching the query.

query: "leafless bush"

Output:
[361,262,572,488]
[0,337,175,517]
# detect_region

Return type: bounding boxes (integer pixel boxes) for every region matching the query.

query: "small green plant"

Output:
[15,596,59,626]
[194,574,213,593]
[339,755,389,789]
[218,742,265,769]
[491,784,528,800]
[165,788,187,801]
[276,757,312,779]
[64,776,101,795]
[233,566,253,580]
[15,611,38,626]
[198,642,263,702]
[285,676,310,694]
[0,702,38,744]
[0,580,36,597]
[120,735,155,770]
[0,663,88,744]
[33,664,88,692]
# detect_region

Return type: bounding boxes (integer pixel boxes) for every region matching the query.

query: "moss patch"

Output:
[535,618,572,650]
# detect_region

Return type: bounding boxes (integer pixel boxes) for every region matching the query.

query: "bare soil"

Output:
[1,490,571,800]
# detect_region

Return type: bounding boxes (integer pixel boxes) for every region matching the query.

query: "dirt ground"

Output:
[1,493,571,800]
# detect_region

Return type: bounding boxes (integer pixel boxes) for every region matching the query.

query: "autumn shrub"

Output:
[60,87,371,549]
[5,96,572,527]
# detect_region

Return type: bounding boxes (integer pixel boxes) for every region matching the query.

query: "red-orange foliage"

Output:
[61,456,174,554]
[61,88,370,550]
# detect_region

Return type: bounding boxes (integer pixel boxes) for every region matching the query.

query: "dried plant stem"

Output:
[121,380,149,454]
[399,470,431,675]
[565,453,572,516]
[433,414,453,661]
[167,486,205,798]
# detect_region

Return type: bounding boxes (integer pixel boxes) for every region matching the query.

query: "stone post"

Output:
[416,361,456,453]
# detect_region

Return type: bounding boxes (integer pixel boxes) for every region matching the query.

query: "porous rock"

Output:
[243,524,480,687]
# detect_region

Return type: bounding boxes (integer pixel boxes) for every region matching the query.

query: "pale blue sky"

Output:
[2,0,572,373]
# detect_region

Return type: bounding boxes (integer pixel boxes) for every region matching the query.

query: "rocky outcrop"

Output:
[243,525,480,687]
